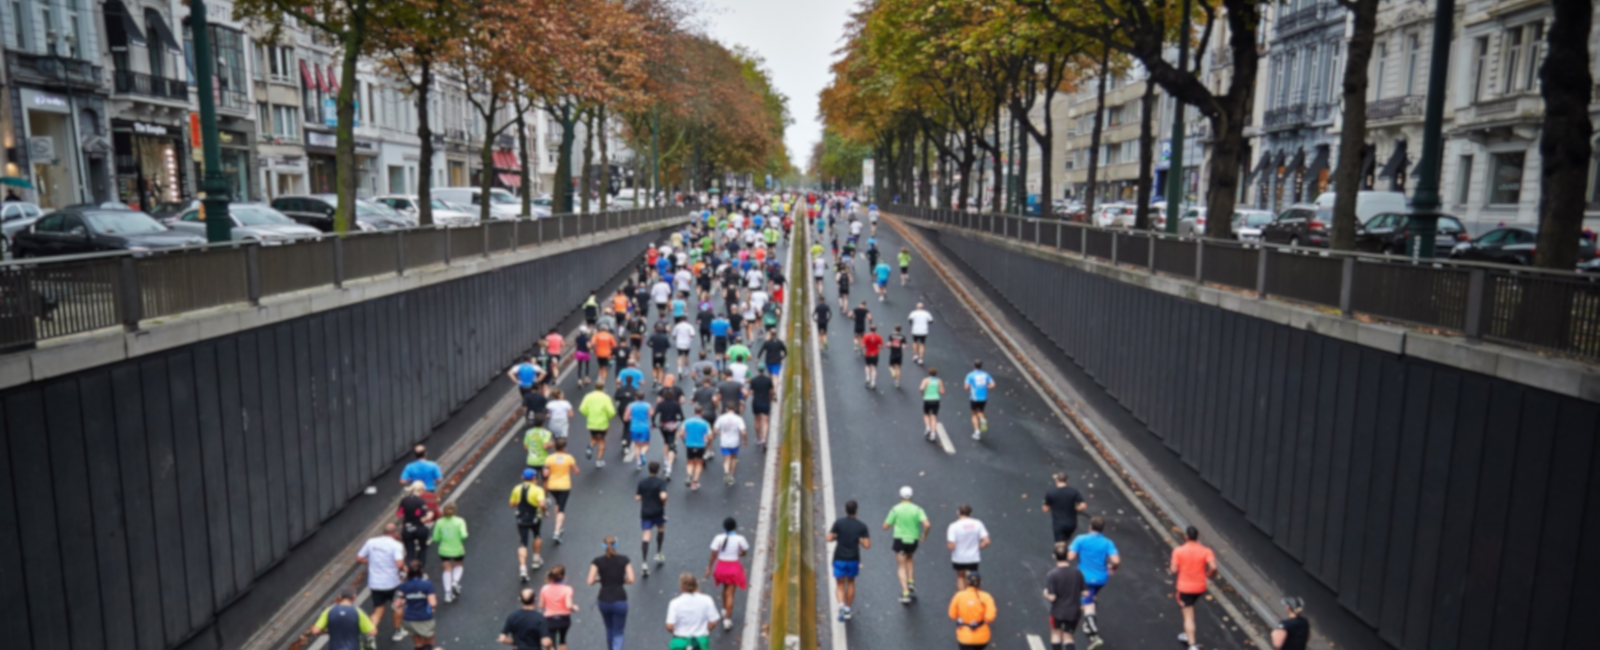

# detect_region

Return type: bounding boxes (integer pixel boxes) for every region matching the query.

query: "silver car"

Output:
[1232,210,1274,243]
[168,203,323,244]
[374,195,477,227]
[1,201,46,254]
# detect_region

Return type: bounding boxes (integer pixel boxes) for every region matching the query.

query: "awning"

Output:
[1304,146,1330,181]
[104,0,146,48]
[144,8,181,52]
[327,65,339,94]
[314,65,326,93]
[1378,140,1407,180]
[493,151,518,170]
[1247,151,1272,187]
[1284,148,1305,178]
[0,176,34,189]
[299,60,315,91]
[498,173,522,188]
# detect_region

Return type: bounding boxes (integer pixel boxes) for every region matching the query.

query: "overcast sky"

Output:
[698,0,856,171]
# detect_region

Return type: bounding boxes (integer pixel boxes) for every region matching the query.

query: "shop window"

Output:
[1489,152,1524,205]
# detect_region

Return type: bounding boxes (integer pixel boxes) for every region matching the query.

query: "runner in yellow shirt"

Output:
[544,438,580,544]
[510,469,548,580]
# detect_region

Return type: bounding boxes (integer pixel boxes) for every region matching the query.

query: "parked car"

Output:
[150,199,199,223]
[1260,204,1333,247]
[1231,210,1275,243]
[1449,226,1597,265]
[374,195,477,226]
[270,195,409,232]
[1355,213,1469,254]
[432,187,523,219]
[1176,207,1209,238]
[167,203,323,244]
[12,207,205,257]
[1093,203,1136,228]
[1,201,47,254]
[1312,191,1408,225]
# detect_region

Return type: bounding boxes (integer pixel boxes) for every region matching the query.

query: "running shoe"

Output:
[595,459,606,468]
[585,444,594,459]
[655,553,665,564]
[838,606,848,622]
[1087,637,1104,649]
[980,416,988,433]
[642,564,651,577]
[972,431,981,441]
[899,591,912,604]
[520,568,529,583]
[531,555,543,570]
[392,630,408,642]
[723,611,733,629]
[553,530,563,544]
[725,474,735,486]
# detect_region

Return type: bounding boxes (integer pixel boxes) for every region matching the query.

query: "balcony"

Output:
[112,70,188,101]
[1366,94,1425,122]
[1275,6,1322,35]
[216,88,251,114]
[1460,92,1543,126]
[6,51,102,91]
[1265,103,1308,129]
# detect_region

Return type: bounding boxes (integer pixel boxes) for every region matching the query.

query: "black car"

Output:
[1355,213,1469,254]
[1450,226,1597,265]
[1260,204,1332,248]
[11,208,205,258]
[271,195,408,232]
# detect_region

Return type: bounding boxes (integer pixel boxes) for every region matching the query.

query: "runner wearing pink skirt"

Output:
[704,517,750,631]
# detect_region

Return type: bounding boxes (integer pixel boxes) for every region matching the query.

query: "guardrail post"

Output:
[1338,256,1356,316]
[1148,234,1157,271]
[1256,246,1269,298]
[482,222,491,258]
[1194,239,1205,281]
[118,257,142,330]
[332,237,345,288]
[396,230,406,276]
[510,219,519,252]
[245,244,262,304]
[559,215,565,240]
[1464,268,1486,338]
[1055,222,1063,249]
[1111,231,1120,265]
[537,218,544,245]
[443,226,453,265]
[1080,224,1088,254]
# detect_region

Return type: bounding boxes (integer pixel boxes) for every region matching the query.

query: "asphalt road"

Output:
[812,214,1252,650]
[365,236,788,650]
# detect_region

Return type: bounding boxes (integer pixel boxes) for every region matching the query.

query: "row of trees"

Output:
[819,0,1592,269]
[232,0,793,228]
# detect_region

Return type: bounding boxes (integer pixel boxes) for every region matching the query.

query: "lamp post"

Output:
[1163,0,1191,234]
[1407,0,1455,259]
[189,0,231,243]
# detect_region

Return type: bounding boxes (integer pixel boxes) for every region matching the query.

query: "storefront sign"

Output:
[22,89,70,114]
[27,136,55,163]
[307,131,337,149]
[218,130,246,146]
[132,122,170,136]
[354,139,377,153]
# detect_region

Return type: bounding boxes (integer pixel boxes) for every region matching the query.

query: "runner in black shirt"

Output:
[635,463,669,575]
[813,298,833,350]
[648,325,672,385]
[1044,542,1089,649]
[1042,473,1088,542]
[747,369,776,448]
[1272,598,1311,650]
[887,326,907,388]
[758,329,788,376]
[851,302,873,351]
[696,307,715,348]
[655,384,685,480]
[827,500,871,622]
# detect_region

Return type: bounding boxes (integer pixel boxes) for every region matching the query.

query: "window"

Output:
[252,43,266,80]
[1282,52,1296,105]
[268,45,293,82]
[1456,155,1473,204]
[66,11,80,58]
[1108,106,1124,126]
[11,1,23,49]
[1489,152,1524,204]
[1471,37,1490,102]
[1306,45,1320,104]
[302,68,320,122]
[40,6,53,55]
[1403,33,1421,95]
[257,102,272,137]
[1503,28,1522,94]
[1300,45,1315,104]
[272,105,300,141]
[1373,42,1388,100]
[1501,22,1544,93]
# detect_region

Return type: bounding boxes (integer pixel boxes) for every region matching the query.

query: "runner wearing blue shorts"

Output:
[624,397,653,472]
[873,260,892,302]
[827,500,871,622]
[1068,516,1121,649]
[713,406,746,486]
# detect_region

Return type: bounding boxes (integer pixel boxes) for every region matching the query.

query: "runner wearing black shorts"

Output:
[813,298,832,349]
[887,327,906,388]
[655,386,685,480]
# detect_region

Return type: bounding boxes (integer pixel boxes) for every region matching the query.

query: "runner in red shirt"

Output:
[1169,526,1218,650]
[646,246,659,269]
[861,325,884,390]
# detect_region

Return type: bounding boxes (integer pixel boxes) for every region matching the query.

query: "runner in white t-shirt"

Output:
[706,518,751,629]
[907,303,934,365]
[545,390,574,439]
[671,320,697,377]
[714,409,746,485]
[358,524,409,641]
[945,505,990,592]
[666,575,722,645]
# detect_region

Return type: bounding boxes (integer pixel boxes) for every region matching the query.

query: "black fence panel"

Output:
[1201,241,1257,291]
[1265,249,1343,308]
[924,228,1600,650]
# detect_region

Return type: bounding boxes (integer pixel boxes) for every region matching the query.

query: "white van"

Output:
[1313,191,1408,224]
[432,187,523,219]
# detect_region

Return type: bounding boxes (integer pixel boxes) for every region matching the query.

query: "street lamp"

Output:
[1406,0,1455,258]
[188,0,231,243]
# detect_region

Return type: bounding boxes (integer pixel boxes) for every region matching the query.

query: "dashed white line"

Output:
[934,422,956,455]
[1027,633,1049,650]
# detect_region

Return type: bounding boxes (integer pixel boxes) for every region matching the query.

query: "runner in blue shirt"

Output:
[963,360,995,440]
[1068,517,1121,648]
[395,561,438,646]
[399,445,442,491]
[506,355,543,396]
[873,261,892,302]
[625,398,654,472]
[617,363,645,391]
[710,314,732,365]
[682,406,712,490]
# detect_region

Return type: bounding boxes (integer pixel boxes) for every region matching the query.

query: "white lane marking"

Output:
[743,230,796,650]
[1027,634,1049,650]
[807,216,848,650]
[935,422,955,455]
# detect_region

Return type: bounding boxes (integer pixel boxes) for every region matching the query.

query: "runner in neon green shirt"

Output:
[432,503,469,601]
[524,423,553,469]
[897,249,912,286]
[883,487,931,603]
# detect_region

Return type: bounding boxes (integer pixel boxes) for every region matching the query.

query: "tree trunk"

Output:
[1135,78,1158,230]
[516,97,531,218]
[920,134,931,206]
[416,58,435,226]
[957,138,975,210]
[334,30,365,232]
[580,111,594,215]
[598,106,610,212]
[1331,0,1380,250]
[553,105,576,214]
[1086,43,1111,222]
[477,96,499,224]
[990,106,1003,214]
[1534,0,1594,269]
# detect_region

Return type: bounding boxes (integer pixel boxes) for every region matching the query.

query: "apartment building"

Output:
[2,0,112,208]
[1060,66,1171,206]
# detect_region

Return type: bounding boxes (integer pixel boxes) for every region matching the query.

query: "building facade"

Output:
[1252,0,1345,214]
[2,0,113,208]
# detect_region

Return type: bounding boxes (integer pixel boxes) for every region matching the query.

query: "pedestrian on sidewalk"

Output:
[883,486,931,604]
[1043,473,1089,543]
[301,588,375,650]
[1044,543,1089,650]
[431,502,468,603]
[919,368,945,443]
[946,504,991,592]
[539,566,576,650]
[396,560,439,649]
[636,461,670,576]
[356,523,408,641]
[1171,526,1218,650]
[666,573,722,648]
[963,360,995,441]
[588,537,635,650]
[511,468,549,580]
[705,517,749,631]
[1067,517,1120,649]
[499,587,551,650]
[1272,597,1311,650]
[948,572,997,650]
[828,499,872,622]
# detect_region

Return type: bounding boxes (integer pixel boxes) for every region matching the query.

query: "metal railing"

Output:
[0,207,684,352]
[893,204,1600,361]
[113,70,188,100]
[1367,94,1425,121]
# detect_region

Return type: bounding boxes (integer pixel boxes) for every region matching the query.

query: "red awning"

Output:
[327,65,339,93]
[314,64,326,93]
[491,151,508,169]
[499,173,522,188]
[299,60,314,90]
[503,151,520,171]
